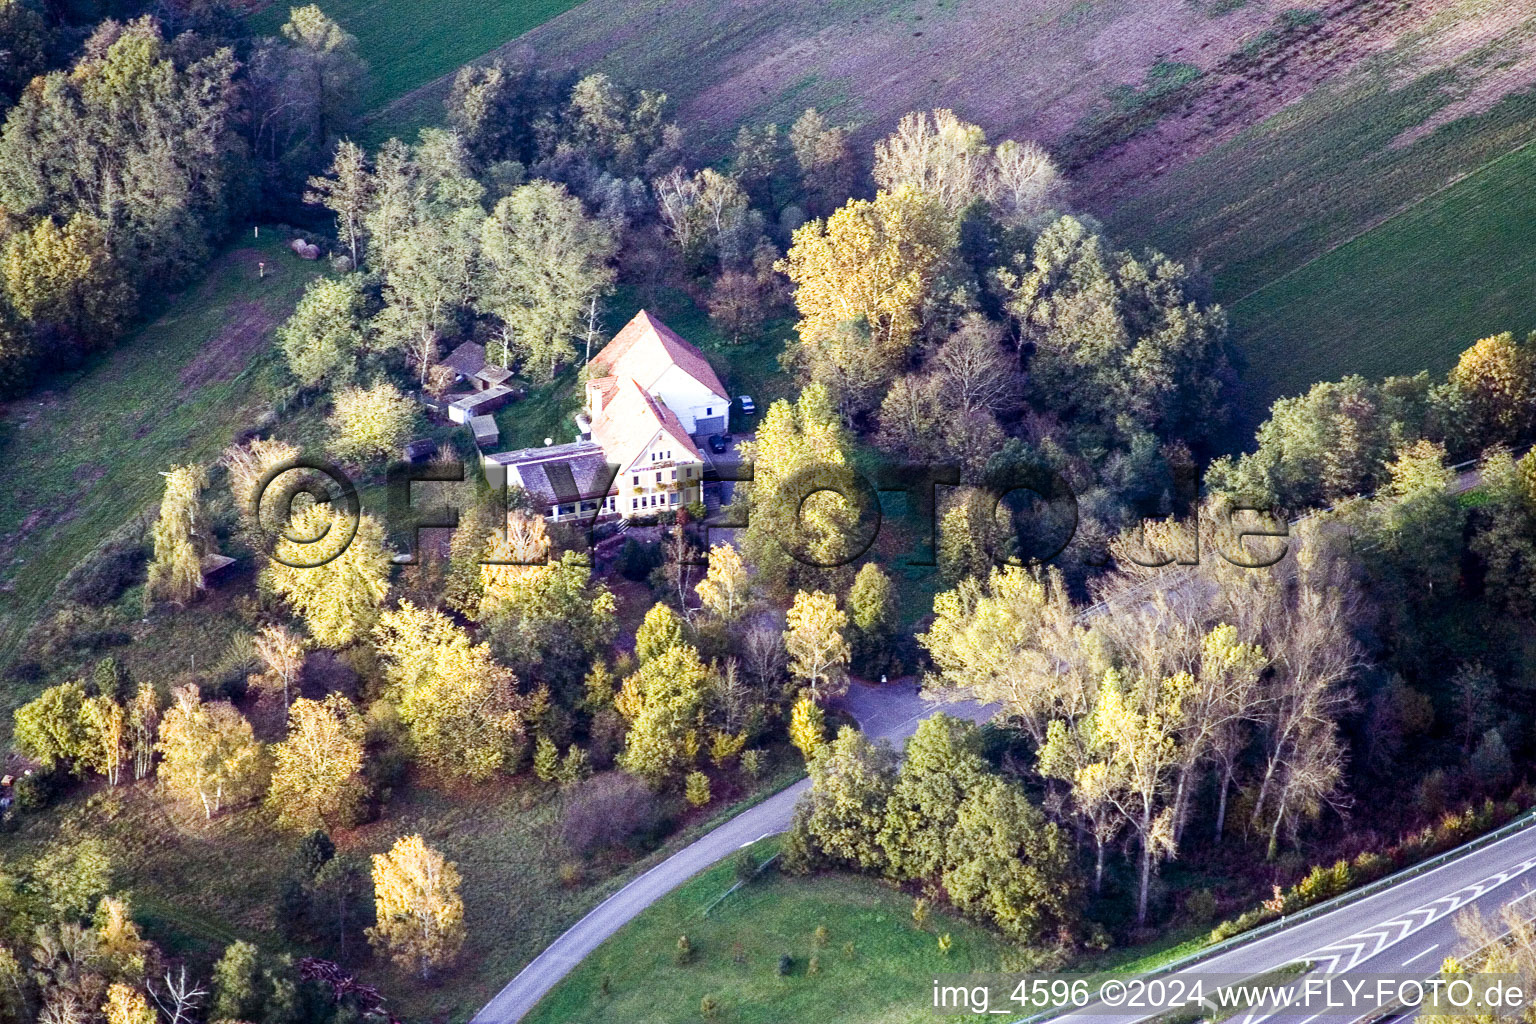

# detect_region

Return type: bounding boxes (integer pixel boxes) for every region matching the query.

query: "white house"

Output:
[482,310,723,521]
[585,310,731,436]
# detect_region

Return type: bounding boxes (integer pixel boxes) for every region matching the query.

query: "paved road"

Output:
[1050,817,1536,1024]
[470,681,991,1024]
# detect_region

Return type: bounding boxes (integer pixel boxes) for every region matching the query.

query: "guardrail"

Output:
[1009,806,1536,1024]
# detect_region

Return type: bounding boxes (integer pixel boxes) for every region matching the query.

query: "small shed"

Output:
[448,385,514,424]
[403,438,439,463]
[199,553,237,586]
[439,342,487,385]
[470,415,500,448]
[474,364,513,391]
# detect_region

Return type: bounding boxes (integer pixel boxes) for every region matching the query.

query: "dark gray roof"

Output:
[486,441,615,508]
[450,385,514,415]
[475,364,513,386]
[440,341,487,376]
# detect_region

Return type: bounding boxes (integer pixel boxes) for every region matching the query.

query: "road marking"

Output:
[1401,944,1438,967]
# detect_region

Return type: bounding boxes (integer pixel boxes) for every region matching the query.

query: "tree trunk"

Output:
[1137,835,1153,928]
[1215,770,1231,843]
[1094,839,1106,895]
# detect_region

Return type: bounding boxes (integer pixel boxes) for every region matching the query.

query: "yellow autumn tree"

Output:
[144,464,212,611]
[261,504,392,648]
[784,590,850,702]
[1449,331,1536,440]
[477,508,553,619]
[328,378,416,464]
[267,694,367,830]
[374,602,527,780]
[777,184,955,410]
[788,695,826,763]
[155,686,263,819]
[367,834,465,979]
[102,983,156,1024]
[695,543,752,622]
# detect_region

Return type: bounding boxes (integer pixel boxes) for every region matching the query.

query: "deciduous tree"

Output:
[784,590,850,702]
[155,686,262,819]
[374,602,528,780]
[262,505,392,648]
[366,835,464,979]
[268,694,367,830]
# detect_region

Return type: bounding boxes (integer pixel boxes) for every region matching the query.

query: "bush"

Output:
[777,954,793,976]
[616,538,662,581]
[675,933,693,965]
[64,541,147,606]
[1183,888,1219,925]
[734,851,759,885]
[561,772,663,855]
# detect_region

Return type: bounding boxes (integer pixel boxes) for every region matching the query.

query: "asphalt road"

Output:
[1048,817,1536,1024]
[469,681,990,1024]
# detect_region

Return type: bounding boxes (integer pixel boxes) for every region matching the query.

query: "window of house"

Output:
[656,472,663,483]
[706,407,712,415]
[671,469,677,481]
[670,492,678,505]
[633,475,639,486]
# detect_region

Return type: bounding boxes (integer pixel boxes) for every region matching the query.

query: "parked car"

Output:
[738,394,755,415]
[708,433,728,454]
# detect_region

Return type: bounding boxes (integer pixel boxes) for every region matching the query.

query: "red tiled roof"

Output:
[591,378,702,469]
[590,310,728,400]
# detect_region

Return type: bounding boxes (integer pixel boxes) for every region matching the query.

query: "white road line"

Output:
[1401,944,1439,967]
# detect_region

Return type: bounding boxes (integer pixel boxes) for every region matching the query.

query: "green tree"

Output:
[739,384,863,595]
[305,140,374,267]
[0,18,244,285]
[615,644,710,783]
[328,378,417,463]
[879,715,989,880]
[478,180,616,378]
[564,73,675,178]
[996,214,1229,447]
[0,0,48,109]
[2,214,134,348]
[635,603,688,663]
[279,5,368,144]
[847,562,894,672]
[695,543,752,622]
[262,505,392,648]
[144,464,212,612]
[944,776,1080,940]
[374,602,528,780]
[788,109,857,216]
[13,680,94,773]
[156,686,263,819]
[279,275,367,389]
[788,726,897,872]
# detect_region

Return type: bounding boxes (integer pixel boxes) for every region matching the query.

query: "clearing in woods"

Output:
[0,233,320,712]
[372,0,1536,421]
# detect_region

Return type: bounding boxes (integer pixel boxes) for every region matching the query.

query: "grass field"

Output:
[0,231,321,702]
[1225,134,1536,431]
[247,0,584,114]
[525,838,1014,1024]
